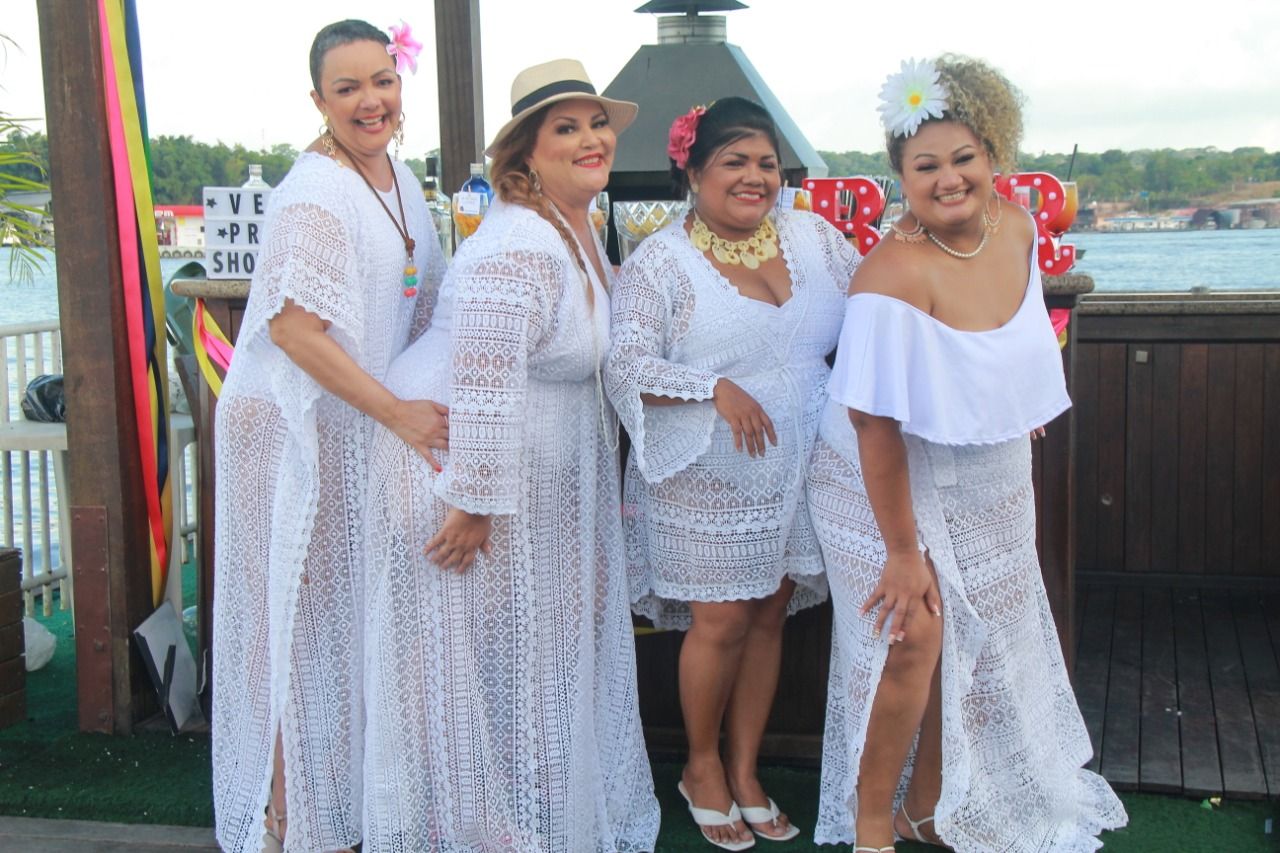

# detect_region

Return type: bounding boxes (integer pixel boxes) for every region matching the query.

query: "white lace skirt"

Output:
[807,433,1127,851]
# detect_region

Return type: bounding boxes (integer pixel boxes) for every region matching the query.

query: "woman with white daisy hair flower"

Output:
[806,55,1127,851]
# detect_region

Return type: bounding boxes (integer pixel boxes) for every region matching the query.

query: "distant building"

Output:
[154,205,204,256]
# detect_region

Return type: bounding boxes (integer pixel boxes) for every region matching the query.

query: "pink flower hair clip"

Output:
[667,104,708,170]
[386,21,423,75]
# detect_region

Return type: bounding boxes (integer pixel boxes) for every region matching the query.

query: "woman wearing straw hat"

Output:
[360,59,660,851]
[212,19,446,853]
[605,97,862,850]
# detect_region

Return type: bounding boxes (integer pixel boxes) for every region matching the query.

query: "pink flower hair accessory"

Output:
[386,21,423,75]
[667,104,708,170]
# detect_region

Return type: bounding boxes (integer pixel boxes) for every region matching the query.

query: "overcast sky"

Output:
[5,0,1278,163]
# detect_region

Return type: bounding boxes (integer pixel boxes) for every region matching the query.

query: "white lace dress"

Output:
[808,250,1128,850]
[212,153,444,853]
[605,210,859,628]
[361,199,660,852]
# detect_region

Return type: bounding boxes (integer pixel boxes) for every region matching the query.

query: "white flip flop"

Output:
[739,798,801,842]
[678,781,756,851]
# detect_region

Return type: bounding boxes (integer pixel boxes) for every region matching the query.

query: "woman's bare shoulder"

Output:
[847,234,932,313]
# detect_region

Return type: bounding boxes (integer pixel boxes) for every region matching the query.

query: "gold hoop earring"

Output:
[320,121,336,158]
[984,191,1003,234]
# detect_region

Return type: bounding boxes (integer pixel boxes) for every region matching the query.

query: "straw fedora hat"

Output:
[485,58,638,156]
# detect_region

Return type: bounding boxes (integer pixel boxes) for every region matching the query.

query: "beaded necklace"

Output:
[330,140,420,297]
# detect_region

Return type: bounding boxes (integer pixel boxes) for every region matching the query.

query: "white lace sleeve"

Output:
[820,213,862,292]
[432,250,554,515]
[606,239,721,483]
[250,199,362,350]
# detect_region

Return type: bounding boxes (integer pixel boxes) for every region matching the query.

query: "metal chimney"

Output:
[603,1,828,195]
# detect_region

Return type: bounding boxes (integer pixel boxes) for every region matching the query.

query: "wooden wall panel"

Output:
[1177,345,1209,574]
[1096,344,1128,571]
[1149,344,1181,573]
[1124,345,1153,572]
[1263,345,1280,572]
[1074,309,1280,580]
[1232,345,1264,576]
[1204,345,1236,575]
[1075,343,1100,570]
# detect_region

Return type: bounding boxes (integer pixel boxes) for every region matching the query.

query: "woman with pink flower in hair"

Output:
[212,19,443,853]
[605,97,861,850]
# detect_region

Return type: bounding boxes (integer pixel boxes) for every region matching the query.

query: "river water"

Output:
[3,228,1278,326]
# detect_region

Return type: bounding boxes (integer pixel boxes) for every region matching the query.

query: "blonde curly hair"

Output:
[887,55,1024,174]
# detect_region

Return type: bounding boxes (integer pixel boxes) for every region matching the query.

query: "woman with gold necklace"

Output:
[606,96,861,850]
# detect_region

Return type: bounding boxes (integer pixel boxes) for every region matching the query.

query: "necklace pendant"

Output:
[740,252,760,270]
[712,243,732,264]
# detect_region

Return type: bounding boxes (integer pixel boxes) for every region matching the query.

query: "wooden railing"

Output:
[1073,292,1280,579]
[0,320,201,616]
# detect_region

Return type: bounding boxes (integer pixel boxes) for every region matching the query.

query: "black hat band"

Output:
[511,80,598,116]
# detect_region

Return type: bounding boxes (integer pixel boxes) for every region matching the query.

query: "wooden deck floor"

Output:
[1076,577,1280,798]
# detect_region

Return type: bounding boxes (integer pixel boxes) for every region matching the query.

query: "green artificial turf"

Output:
[0,569,1276,849]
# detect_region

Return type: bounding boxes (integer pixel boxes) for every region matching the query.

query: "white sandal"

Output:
[678,781,756,851]
[898,802,949,848]
[738,798,800,842]
[855,847,895,853]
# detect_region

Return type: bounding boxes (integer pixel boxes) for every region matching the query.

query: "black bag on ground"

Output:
[21,374,66,423]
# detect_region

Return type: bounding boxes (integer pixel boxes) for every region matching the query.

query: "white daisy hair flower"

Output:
[878,58,949,138]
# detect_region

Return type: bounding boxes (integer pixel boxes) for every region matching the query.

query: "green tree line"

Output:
[820,146,1280,209]
[3,130,1276,210]
[0,132,431,204]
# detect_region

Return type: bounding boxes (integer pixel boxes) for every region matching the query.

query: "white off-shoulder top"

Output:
[826,246,1070,445]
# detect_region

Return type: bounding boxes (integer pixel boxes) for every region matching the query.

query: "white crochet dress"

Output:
[605,210,860,628]
[361,199,660,852]
[212,152,445,853]
[808,247,1128,850]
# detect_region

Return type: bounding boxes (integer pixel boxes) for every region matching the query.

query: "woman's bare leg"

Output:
[724,578,796,838]
[681,599,755,847]
[853,605,943,850]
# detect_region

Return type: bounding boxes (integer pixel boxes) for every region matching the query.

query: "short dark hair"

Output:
[671,96,781,197]
[309,19,391,92]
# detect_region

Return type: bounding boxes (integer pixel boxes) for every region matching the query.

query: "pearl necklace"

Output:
[895,195,1003,261]
[691,213,779,270]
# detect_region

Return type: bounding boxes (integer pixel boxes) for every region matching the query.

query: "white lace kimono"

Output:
[605,210,860,628]
[361,199,660,852]
[212,153,444,853]
[808,250,1127,850]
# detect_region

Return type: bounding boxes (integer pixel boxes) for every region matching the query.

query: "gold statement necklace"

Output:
[331,139,420,297]
[691,213,779,270]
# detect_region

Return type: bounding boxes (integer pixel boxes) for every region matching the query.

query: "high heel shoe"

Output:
[896,802,950,849]
[261,798,286,853]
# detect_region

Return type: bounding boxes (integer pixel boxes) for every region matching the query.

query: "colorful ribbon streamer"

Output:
[193,299,234,397]
[1050,308,1071,350]
[99,0,172,606]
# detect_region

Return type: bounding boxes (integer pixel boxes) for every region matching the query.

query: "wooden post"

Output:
[37,0,155,734]
[434,0,485,194]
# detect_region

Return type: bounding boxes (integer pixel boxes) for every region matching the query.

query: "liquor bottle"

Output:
[452,162,492,245]
[422,157,453,258]
[241,164,271,188]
